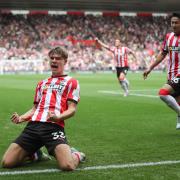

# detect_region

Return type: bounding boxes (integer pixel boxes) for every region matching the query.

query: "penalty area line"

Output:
[1,160,180,175]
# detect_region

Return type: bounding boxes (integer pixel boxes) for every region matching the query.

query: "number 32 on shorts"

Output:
[52,131,66,140]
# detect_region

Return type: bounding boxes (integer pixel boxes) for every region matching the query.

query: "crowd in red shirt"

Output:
[0,14,169,73]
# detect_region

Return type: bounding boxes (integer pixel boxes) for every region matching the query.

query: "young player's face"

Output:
[115,39,121,47]
[171,17,180,35]
[49,53,67,75]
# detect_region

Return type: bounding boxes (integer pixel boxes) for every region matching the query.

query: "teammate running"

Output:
[1,47,85,170]
[95,38,137,96]
[143,13,180,129]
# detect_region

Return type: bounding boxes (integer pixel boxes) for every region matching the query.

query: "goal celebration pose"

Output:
[1,47,85,171]
[95,38,137,96]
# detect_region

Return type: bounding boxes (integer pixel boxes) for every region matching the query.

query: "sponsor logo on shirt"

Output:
[42,82,66,93]
[168,46,180,52]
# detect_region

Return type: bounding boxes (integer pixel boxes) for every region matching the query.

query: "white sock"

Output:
[120,80,128,92]
[160,95,180,115]
[124,78,129,88]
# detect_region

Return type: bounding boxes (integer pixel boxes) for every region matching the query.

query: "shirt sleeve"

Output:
[161,34,169,53]
[67,79,80,103]
[125,47,133,53]
[33,81,42,104]
[109,46,115,52]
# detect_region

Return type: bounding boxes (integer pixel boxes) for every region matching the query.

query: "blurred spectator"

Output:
[0,13,170,73]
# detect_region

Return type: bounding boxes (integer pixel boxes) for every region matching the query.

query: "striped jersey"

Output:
[109,46,132,67]
[162,32,180,80]
[31,75,80,128]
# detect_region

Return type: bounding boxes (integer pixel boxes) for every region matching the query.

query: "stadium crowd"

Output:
[0,13,170,73]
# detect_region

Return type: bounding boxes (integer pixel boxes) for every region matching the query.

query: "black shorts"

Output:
[167,75,180,97]
[14,121,68,156]
[116,67,129,78]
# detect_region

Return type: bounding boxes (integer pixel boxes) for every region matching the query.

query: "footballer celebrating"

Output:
[95,37,137,97]
[1,47,85,171]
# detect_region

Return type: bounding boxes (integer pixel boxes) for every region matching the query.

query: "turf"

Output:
[1,72,180,180]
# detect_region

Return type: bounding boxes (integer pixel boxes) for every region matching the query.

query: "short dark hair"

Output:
[170,13,180,19]
[48,47,68,59]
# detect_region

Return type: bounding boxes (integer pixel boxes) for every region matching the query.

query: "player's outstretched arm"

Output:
[129,49,137,61]
[143,51,167,80]
[11,104,37,124]
[95,38,110,51]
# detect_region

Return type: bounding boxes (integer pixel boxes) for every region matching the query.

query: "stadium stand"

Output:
[0,11,169,73]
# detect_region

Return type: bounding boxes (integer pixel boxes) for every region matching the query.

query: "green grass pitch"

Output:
[1,72,180,180]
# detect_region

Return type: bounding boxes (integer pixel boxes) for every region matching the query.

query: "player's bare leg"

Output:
[1,144,51,168]
[54,144,85,171]
[1,143,28,168]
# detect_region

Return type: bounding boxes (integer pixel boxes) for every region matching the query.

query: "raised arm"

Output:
[127,48,137,60]
[143,51,167,79]
[95,38,111,51]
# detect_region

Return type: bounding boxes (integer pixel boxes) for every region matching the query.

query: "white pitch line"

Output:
[1,160,180,176]
[0,169,59,176]
[81,160,180,170]
[125,93,158,98]
[126,89,158,92]
[98,90,158,98]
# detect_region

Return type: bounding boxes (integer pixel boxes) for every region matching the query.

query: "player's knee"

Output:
[1,158,14,168]
[119,77,125,81]
[58,161,76,171]
[158,89,170,98]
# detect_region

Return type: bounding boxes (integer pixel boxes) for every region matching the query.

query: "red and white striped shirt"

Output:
[110,46,132,67]
[31,75,80,128]
[162,32,180,80]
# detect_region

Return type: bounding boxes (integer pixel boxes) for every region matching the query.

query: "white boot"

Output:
[176,116,180,130]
